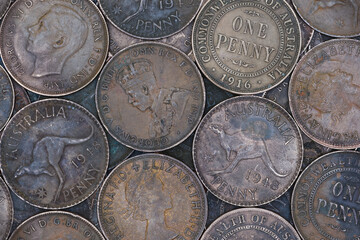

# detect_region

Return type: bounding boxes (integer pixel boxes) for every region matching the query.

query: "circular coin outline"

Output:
[0,0,109,96]
[9,211,105,239]
[0,65,15,132]
[291,150,360,240]
[97,153,208,240]
[289,39,360,149]
[192,0,302,95]
[0,98,109,209]
[0,0,11,19]
[95,41,206,152]
[193,95,303,207]
[0,177,13,240]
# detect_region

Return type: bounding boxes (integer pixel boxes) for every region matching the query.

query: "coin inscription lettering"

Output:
[0,66,14,132]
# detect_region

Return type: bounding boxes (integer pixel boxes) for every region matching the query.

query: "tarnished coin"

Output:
[9,211,105,239]
[0,0,11,19]
[98,154,207,240]
[99,0,202,40]
[96,42,205,152]
[293,0,360,37]
[193,96,303,206]
[292,151,360,240]
[201,208,300,240]
[192,0,301,94]
[0,99,109,209]
[0,65,14,131]
[0,0,108,96]
[13,81,31,114]
[289,39,360,149]
[0,177,13,240]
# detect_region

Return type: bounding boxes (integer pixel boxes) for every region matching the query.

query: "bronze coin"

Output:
[192,0,302,94]
[193,96,303,206]
[0,0,11,19]
[292,0,360,37]
[289,39,360,149]
[96,42,205,152]
[0,0,109,96]
[97,153,207,240]
[0,65,14,131]
[0,177,13,240]
[292,151,360,240]
[201,208,301,240]
[99,0,202,40]
[0,99,109,209]
[9,211,105,239]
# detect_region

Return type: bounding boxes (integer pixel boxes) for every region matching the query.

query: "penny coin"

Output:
[292,151,360,240]
[97,154,207,240]
[0,177,13,240]
[0,0,11,19]
[289,39,360,149]
[13,81,31,114]
[99,0,202,40]
[193,96,303,206]
[96,42,205,152]
[192,0,301,94]
[9,211,105,239]
[0,65,14,131]
[0,99,109,209]
[293,0,360,37]
[0,0,109,96]
[201,208,301,240]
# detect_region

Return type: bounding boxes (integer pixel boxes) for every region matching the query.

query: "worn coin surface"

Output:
[0,0,11,19]
[292,151,360,240]
[9,211,105,239]
[0,99,109,209]
[193,96,303,206]
[0,177,13,240]
[13,81,31,114]
[202,208,301,240]
[99,0,202,40]
[0,0,108,96]
[96,42,205,152]
[192,0,301,94]
[289,39,360,149]
[0,65,14,131]
[98,154,207,240]
[293,0,360,37]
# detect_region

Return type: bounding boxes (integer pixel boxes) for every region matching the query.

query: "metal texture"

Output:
[192,0,302,94]
[96,42,205,152]
[289,39,360,149]
[292,151,360,240]
[0,0,109,96]
[0,65,14,132]
[0,0,11,19]
[193,96,303,206]
[0,99,109,209]
[0,177,13,240]
[97,154,207,240]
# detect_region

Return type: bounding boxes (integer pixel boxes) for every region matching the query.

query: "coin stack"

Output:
[0,0,359,239]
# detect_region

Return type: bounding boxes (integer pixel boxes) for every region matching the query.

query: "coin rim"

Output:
[0,0,109,96]
[288,38,360,149]
[192,95,303,206]
[0,98,109,209]
[97,153,208,240]
[191,0,302,95]
[95,41,206,152]
[0,65,15,132]
[0,176,14,240]
[291,150,360,240]
[0,0,11,20]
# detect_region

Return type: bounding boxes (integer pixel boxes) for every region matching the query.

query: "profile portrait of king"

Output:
[116,58,191,138]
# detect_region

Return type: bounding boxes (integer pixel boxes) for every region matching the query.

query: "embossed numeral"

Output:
[220,74,251,89]
[245,169,279,190]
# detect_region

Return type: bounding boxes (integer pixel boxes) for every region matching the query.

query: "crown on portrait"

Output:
[116,58,154,90]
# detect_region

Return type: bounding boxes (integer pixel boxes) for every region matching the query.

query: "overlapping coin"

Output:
[202,208,301,240]
[0,0,108,96]
[96,42,205,152]
[193,96,303,206]
[292,151,360,240]
[0,99,109,209]
[0,177,13,240]
[9,211,104,239]
[289,39,360,149]
[97,154,207,240]
[192,0,301,94]
[0,65,14,132]
[0,0,11,19]
[293,0,360,37]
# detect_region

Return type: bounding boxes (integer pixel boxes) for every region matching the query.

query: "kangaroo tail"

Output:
[62,125,94,145]
[261,138,289,178]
